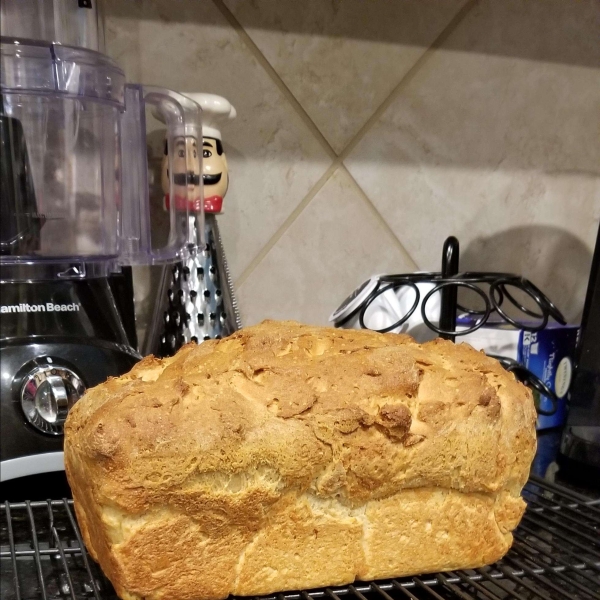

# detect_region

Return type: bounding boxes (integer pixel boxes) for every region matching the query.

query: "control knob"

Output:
[20,364,85,435]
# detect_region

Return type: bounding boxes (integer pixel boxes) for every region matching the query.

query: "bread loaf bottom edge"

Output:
[86,485,523,600]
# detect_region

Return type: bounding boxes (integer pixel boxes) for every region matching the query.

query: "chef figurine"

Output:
[147,93,241,357]
[160,93,235,214]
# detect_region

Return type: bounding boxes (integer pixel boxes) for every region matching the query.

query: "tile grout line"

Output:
[235,162,340,287]
[223,0,478,287]
[213,0,341,287]
[331,0,479,268]
[338,0,479,164]
[212,0,337,161]
[340,165,419,271]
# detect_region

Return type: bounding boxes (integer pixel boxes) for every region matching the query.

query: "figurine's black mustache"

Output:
[203,173,222,185]
[173,172,201,186]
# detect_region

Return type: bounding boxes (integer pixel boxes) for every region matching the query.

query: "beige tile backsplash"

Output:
[104,0,600,333]
[237,167,417,325]
[223,0,468,153]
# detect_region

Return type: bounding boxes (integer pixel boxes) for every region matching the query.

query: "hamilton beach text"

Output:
[0,303,81,314]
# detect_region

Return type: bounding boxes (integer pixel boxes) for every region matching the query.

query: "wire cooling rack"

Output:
[1,475,599,600]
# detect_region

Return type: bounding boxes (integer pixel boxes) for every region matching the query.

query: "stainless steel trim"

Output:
[0,452,64,481]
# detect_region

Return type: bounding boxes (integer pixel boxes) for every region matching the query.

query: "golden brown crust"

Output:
[64,320,537,600]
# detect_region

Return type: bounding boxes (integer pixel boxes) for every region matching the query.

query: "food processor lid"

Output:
[0,37,125,106]
[0,34,203,278]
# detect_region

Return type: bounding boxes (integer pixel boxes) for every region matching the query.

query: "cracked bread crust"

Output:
[64,320,536,600]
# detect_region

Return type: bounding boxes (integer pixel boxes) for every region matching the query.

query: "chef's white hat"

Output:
[151,93,236,139]
[183,93,236,141]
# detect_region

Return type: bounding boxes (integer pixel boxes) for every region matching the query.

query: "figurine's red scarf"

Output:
[165,194,223,213]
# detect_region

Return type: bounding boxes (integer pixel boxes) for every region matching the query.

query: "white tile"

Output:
[346,0,600,321]
[103,0,332,281]
[237,168,416,326]
[223,0,467,153]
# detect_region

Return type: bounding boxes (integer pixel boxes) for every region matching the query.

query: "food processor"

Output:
[0,0,203,495]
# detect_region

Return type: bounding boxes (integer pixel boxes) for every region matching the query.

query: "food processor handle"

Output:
[119,85,204,266]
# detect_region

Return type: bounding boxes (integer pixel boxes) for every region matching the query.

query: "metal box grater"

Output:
[145,214,242,357]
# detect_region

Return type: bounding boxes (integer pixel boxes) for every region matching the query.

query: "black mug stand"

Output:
[439,236,460,342]
[435,235,560,416]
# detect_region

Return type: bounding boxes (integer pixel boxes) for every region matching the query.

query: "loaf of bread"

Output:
[64,321,536,600]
